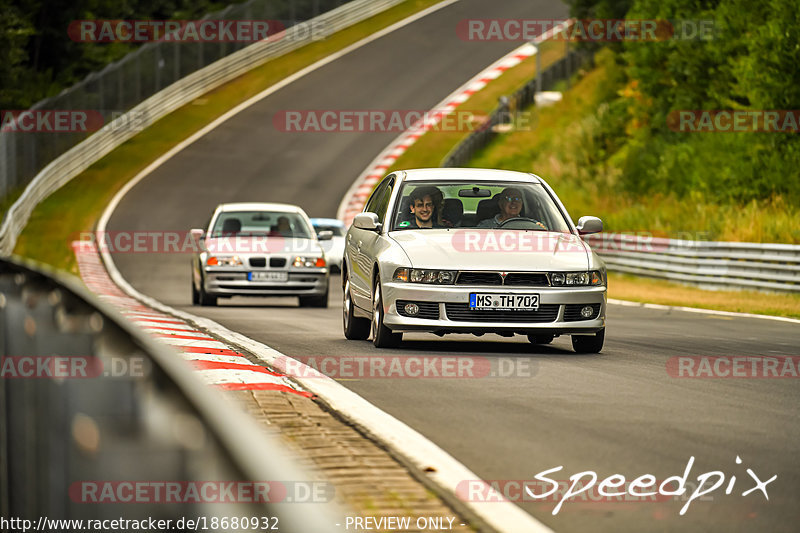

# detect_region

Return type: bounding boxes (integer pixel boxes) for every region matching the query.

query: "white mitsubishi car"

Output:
[341,168,607,352]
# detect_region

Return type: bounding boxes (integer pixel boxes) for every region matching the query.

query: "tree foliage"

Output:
[0,0,243,109]
[568,0,800,204]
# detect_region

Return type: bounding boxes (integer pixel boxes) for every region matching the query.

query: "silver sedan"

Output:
[191,202,330,307]
[341,168,607,352]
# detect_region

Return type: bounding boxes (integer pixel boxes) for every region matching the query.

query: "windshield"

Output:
[210,211,312,238]
[391,181,572,232]
[312,224,345,236]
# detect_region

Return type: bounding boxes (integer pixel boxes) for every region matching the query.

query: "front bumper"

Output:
[382,282,605,334]
[203,268,328,297]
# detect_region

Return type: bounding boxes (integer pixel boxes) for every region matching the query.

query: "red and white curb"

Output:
[72,240,312,397]
[337,20,573,226]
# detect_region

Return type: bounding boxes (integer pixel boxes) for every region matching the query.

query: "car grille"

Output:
[456,272,502,285]
[270,257,287,267]
[456,271,549,287]
[445,303,559,323]
[564,303,601,321]
[503,273,549,286]
[396,300,440,319]
[249,257,266,267]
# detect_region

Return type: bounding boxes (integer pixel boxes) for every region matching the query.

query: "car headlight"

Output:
[206,255,243,266]
[550,271,604,286]
[293,256,326,268]
[393,268,456,284]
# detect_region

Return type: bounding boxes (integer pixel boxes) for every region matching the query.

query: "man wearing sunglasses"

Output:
[477,187,547,229]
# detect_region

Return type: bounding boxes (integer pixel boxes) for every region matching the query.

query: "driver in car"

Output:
[477,187,547,229]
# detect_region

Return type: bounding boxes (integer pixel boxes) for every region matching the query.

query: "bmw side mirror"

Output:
[317,230,333,241]
[353,213,382,232]
[576,216,603,235]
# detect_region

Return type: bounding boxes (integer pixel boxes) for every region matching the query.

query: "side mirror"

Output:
[190,228,205,240]
[352,213,382,231]
[317,230,333,241]
[576,216,603,235]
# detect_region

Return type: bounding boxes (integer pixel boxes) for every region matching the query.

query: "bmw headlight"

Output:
[393,268,456,284]
[293,256,326,268]
[206,255,243,266]
[550,270,604,286]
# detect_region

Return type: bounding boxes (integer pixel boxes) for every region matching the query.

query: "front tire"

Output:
[372,278,402,348]
[191,276,199,305]
[198,276,217,306]
[343,277,370,340]
[572,328,604,353]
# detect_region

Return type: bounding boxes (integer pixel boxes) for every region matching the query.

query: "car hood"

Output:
[389,230,590,271]
[203,236,322,255]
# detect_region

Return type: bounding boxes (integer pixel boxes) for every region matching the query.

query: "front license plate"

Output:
[248,271,288,282]
[469,293,540,310]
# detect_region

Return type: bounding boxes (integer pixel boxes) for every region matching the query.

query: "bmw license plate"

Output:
[248,271,288,282]
[470,293,539,311]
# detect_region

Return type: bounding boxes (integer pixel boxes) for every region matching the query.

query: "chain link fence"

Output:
[0,0,349,199]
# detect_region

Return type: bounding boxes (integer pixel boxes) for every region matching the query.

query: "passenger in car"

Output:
[398,186,453,229]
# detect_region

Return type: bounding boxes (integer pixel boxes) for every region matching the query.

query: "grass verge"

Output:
[608,273,800,319]
[12,0,444,275]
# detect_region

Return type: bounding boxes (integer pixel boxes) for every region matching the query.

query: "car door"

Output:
[348,175,395,310]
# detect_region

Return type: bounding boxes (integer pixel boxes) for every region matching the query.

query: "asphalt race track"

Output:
[106,1,800,531]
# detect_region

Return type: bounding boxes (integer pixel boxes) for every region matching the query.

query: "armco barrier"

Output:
[586,234,800,293]
[0,0,406,257]
[0,256,339,528]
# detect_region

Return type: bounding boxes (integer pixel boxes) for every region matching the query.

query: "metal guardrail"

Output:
[0,256,339,529]
[0,0,407,257]
[586,234,800,292]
